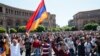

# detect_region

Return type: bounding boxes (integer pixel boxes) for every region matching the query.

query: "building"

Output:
[69,9,100,29]
[68,19,75,26]
[0,3,56,29]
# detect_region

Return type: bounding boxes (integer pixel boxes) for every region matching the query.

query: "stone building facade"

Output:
[0,3,56,29]
[68,19,75,26]
[69,9,100,29]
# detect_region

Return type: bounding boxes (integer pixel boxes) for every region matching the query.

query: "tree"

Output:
[35,25,46,32]
[65,27,71,31]
[49,26,62,32]
[0,27,6,33]
[71,26,78,31]
[10,28,17,33]
[18,26,26,33]
[50,27,61,32]
[61,26,71,31]
[61,26,78,31]
[84,23,99,30]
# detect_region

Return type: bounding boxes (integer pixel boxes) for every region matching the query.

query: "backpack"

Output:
[0,47,4,54]
[90,42,95,48]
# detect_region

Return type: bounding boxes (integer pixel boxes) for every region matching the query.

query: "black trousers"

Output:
[26,49,31,56]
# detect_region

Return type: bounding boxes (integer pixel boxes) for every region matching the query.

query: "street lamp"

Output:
[7,26,10,34]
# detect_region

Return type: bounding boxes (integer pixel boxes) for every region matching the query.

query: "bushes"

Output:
[84,23,99,30]
[35,25,46,32]
[0,27,6,33]
[18,26,26,33]
[10,28,17,33]
[17,25,46,32]
[61,26,77,31]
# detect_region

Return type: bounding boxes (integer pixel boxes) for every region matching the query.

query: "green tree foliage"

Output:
[84,23,99,30]
[51,27,61,32]
[18,26,26,33]
[62,26,71,31]
[35,25,46,32]
[10,28,17,33]
[61,26,77,31]
[0,27,6,33]
[71,26,78,31]
[49,26,62,32]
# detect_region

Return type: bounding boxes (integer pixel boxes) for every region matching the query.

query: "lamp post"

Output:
[7,26,10,34]
[8,26,10,34]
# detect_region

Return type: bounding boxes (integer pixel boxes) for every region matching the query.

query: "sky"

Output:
[0,0,100,27]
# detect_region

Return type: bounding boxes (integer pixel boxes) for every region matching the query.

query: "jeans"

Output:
[85,52,90,56]
[69,48,75,56]
[26,49,31,56]
[33,48,41,56]
[97,52,100,56]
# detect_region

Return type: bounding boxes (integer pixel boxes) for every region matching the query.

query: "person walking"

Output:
[32,36,41,56]
[41,39,50,56]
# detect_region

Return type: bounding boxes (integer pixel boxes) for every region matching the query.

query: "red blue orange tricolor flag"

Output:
[26,0,48,32]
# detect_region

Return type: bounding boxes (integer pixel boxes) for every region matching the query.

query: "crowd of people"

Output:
[0,31,100,56]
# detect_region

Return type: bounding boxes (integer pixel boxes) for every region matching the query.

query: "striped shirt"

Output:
[42,43,50,55]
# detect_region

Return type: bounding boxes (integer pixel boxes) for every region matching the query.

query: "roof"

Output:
[0,3,33,12]
[73,9,100,19]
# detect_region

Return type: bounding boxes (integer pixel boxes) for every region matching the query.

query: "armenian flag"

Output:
[26,0,48,32]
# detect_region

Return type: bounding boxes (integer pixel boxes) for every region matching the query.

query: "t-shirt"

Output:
[10,43,21,56]
[33,39,41,48]
[24,38,31,49]
[42,43,50,55]
[77,43,85,55]
[84,42,92,52]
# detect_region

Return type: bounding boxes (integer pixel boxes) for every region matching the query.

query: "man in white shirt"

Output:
[84,39,92,56]
[10,39,21,56]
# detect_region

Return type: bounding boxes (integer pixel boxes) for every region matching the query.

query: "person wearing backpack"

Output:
[32,36,41,56]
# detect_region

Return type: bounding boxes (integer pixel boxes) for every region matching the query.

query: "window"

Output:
[16,11,18,15]
[25,12,27,16]
[15,11,17,15]
[22,12,24,16]
[11,10,13,14]
[18,11,21,15]
[0,7,2,12]
[7,19,13,26]
[26,13,28,16]
[30,13,32,16]
[8,9,11,14]
[6,8,8,13]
